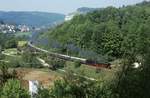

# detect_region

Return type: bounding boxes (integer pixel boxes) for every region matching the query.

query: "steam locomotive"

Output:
[28,42,111,69]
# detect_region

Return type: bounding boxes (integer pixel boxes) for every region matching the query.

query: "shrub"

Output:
[74,61,81,68]
[0,79,30,98]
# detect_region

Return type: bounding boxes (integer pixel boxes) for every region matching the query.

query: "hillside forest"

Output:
[0,1,150,98]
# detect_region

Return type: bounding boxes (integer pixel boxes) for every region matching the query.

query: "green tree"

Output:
[51,71,111,98]
[36,88,52,98]
[0,62,17,85]
[22,51,41,68]
[0,79,30,98]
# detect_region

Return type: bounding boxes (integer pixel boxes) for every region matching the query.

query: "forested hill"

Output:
[76,7,99,14]
[0,11,65,27]
[39,1,150,59]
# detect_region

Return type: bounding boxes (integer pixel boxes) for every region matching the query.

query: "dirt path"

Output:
[16,68,60,88]
[23,70,59,87]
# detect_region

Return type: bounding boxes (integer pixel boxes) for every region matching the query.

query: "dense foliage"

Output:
[0,79,30,98]
[21,50,42,68]
[0,33,18,49]
[40,1,150,61]
[33,2,150,98]
[0,1,150,98]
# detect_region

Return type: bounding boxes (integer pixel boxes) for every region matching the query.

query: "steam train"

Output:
[28,42,111,69]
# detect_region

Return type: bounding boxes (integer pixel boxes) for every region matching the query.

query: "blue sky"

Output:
[0,0,147,14]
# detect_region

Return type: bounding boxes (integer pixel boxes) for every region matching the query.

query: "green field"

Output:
[57,61,117,81]
[15,32,32,37]
[3,48,18,55]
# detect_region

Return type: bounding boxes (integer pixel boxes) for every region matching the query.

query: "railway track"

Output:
[28,42,111,69]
